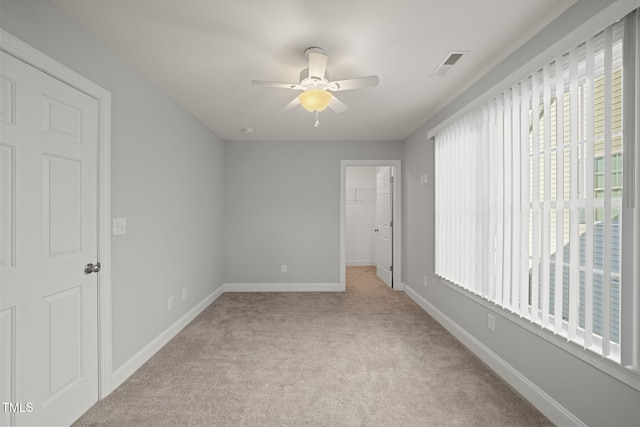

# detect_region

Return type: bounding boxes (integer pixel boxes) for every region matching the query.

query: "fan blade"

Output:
[329,75,379,91]
[308,51,328,80]
[251,80,302,90]
[328,95,348,113]
[281,97,300,112]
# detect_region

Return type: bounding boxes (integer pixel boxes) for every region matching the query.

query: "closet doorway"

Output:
[340,160,401,290]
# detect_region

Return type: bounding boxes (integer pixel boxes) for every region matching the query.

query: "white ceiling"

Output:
[49,0,576,141]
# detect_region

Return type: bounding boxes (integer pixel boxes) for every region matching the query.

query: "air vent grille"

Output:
[443,53,464,66]
[430,50,468,78]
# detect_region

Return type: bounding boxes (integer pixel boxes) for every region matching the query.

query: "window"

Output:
[435,15,636,365]
[595,153,623,203]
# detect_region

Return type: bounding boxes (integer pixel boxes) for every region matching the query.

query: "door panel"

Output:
[0,307,14,427]
[42,96,83,143]
[375,167,393,287]
[0,51,99,426]
[43,155,82,256]
[0,144,14,268]
[46,285,83,397]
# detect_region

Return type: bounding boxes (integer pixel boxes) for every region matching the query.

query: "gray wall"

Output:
[223,140,401,284]
[402,0,640,425]
[4,0,639,424]
[0,0,225,371]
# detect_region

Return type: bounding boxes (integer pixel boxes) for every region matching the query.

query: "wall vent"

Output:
[431,51,468,77]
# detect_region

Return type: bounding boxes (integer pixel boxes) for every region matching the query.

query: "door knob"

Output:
[84,262,101,274]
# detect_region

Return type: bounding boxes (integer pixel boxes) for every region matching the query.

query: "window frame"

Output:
[434,11,640,391]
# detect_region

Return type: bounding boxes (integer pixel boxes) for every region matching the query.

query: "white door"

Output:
[0,51,99,426]
[375,167,392,287]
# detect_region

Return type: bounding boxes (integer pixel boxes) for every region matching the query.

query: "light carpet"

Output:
[73,267,552,426]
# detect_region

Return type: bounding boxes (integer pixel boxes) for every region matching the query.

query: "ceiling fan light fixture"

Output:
[252,46,378,123]
[298,90,332,112]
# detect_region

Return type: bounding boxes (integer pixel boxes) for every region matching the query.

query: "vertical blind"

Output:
[435,18,629,361]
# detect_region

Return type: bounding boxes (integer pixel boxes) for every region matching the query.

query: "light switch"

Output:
[113,218,127,235]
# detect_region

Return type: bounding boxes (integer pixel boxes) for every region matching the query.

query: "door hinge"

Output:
[390,265,393,272]
[389,221,393,227]
[390,176,394,184]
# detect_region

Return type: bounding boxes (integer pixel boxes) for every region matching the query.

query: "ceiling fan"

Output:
[251,47,379,127]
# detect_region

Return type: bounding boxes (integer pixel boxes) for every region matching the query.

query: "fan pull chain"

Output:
[314,110,320,127]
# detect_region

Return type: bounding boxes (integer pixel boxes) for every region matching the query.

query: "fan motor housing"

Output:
[299,68,330,86]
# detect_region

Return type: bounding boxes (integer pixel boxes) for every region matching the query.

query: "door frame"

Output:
[340,160,402,291]
[1,30,113,399]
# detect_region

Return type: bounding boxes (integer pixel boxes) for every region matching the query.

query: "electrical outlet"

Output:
[112,218,127,235]
[488,313,496,332]
[281,265,287,273]
[182,288,188,301]
[168,297,173,311]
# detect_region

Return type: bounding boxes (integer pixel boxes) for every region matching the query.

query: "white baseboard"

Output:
[346,260,375,266]
[403,283,586,427]
[224,283,341,292]
[110,285,225,391]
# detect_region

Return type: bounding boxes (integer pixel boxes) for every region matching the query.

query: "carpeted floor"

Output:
[73,267,552,426]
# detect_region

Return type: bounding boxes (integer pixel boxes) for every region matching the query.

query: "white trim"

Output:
[111,286,225,390]
[346,260,376,267]
[438,276,640,391]
[621,7,640,370]
[97,90,113,399]
[341,160,402,291]
[403,283,587,427]
[427,0,640,139]
[224,283,341,292]
[0,30,114,399]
